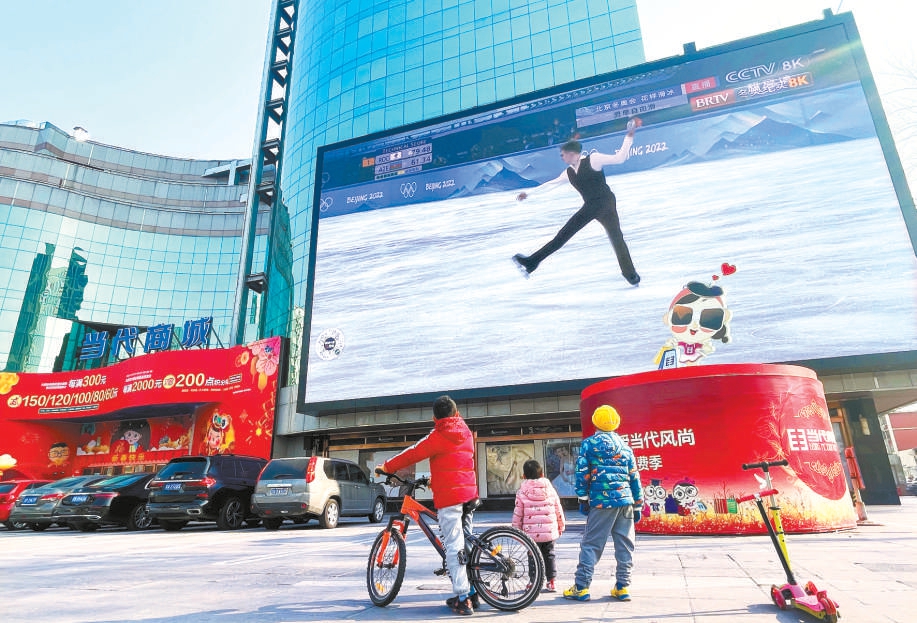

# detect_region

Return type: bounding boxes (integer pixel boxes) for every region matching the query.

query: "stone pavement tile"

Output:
[830,585,913,619]
[684,574,760,589]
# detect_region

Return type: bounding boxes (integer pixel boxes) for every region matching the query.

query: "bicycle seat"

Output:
[463,498,482,513]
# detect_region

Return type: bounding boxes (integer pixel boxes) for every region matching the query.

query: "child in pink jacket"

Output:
[512,459,566,591]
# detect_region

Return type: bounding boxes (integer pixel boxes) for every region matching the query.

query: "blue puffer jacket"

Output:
[574,431,644,508]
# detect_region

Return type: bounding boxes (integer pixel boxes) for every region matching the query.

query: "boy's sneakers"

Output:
[544,578,556,592]
[562,584,590,601]
[611,583,631,601]
[446,595,474,616]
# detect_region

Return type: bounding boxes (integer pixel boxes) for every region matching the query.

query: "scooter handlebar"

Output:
[736,488,779,503]
[742,459,789,472]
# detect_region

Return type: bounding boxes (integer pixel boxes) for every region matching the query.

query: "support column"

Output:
[843,398,900,505]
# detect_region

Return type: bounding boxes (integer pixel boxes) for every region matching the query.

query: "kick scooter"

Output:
[738,459,840,622]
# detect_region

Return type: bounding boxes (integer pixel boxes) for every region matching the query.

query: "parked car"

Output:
[9,475,107,531]
[146,454,267,531]
[53,472,156,531]
[1,480,52,530]
[251,456,386,530]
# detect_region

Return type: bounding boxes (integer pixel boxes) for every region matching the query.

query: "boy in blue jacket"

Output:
[564,404,644,602]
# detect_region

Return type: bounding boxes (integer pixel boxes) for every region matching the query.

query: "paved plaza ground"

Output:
[1,497,914,622]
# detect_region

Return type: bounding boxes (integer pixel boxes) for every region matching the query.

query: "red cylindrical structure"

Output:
[581,364,856,534]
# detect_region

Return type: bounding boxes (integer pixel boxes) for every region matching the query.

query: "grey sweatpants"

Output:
[573,504,636,589]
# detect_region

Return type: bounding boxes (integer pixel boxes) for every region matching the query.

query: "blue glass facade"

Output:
[280,0,645,380]
[0,121,257,372]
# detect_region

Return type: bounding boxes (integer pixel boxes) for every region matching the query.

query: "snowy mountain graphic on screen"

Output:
[448,160,539,198]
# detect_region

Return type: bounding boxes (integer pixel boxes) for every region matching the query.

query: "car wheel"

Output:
[319,498,340,529]
[126,503,153,531]
[369,497,385,523]
[216,496,245,530]
[5,520,28,531]
[28,523,49,532]
[263,517,283,531]
[159,519,187,532]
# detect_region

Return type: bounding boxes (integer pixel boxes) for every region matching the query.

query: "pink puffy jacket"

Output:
[512,477,566,543]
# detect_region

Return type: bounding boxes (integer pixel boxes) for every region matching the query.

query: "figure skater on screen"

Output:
[654,271,734,368]
[512,117,642,286]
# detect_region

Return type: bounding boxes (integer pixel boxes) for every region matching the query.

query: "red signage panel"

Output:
[0,338,281,481]
[581,363,857,535]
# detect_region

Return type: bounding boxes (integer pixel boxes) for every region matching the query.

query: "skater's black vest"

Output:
[567,154,613,203]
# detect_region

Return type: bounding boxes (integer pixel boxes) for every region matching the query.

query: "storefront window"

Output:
[484,442,534,496]
[544,438,580,497]
[355,448,431,501]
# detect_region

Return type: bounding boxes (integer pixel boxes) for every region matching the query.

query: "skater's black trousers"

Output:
[526,192,638,280]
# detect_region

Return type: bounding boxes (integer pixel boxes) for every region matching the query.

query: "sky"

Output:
[1,0,916,173]
[0,0,271,160]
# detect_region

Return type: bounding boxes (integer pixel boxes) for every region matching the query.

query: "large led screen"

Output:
[302,16,917,410]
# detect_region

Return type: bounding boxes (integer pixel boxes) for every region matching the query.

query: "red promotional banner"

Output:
[0,337,281,481]
[581,363,857,534]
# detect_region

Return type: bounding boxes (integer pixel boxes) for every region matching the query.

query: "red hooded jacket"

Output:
[383,414,478,509]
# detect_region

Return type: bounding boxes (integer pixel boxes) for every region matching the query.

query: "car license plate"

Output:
[268,488,290,496]
[20,495,39,505]
[164,482,182,491]
[69,495,88,505]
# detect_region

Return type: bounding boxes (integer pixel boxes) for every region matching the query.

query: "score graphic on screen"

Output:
[301,14,917,412]
[370,143,433,180]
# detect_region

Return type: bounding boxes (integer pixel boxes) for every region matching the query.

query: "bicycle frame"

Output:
[374,479,510,577]
[368,470,544,611]
[375,494,444,568]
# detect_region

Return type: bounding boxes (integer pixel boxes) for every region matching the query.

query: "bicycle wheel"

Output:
[468,526,544,611]
[366,528,407,606]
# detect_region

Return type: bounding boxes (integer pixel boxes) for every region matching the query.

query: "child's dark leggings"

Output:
[529,540,557,580]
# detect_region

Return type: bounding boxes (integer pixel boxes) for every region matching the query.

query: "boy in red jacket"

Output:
[379,395,479,616]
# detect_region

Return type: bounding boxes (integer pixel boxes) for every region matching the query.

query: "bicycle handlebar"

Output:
[374,468,429,489]
[741,459,788,472]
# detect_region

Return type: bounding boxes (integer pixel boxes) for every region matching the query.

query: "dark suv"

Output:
[146,455,267,531]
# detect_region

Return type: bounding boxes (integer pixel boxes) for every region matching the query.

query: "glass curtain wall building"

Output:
[279,0,645,382]
[0,121,258,373]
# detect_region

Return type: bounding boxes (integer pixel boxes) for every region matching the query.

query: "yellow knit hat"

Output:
[592,405,621,431]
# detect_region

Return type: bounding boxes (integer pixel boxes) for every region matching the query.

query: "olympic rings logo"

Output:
[400,182,417,198]
[319,196,333,212]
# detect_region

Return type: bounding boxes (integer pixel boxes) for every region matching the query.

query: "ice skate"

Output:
[512,254,533,279]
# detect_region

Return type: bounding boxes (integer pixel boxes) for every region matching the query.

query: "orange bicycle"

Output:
[367,470,544,610]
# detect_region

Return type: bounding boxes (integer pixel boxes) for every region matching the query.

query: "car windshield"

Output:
[92,473,149,488]
[260,459,311,480]
[157,460,206,480]
[41,477,87,490]
[0,484,15,494]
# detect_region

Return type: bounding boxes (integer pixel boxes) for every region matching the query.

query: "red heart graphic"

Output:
[721,263,736,276]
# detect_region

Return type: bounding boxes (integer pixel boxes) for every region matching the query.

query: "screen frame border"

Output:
[297,11,917,415]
